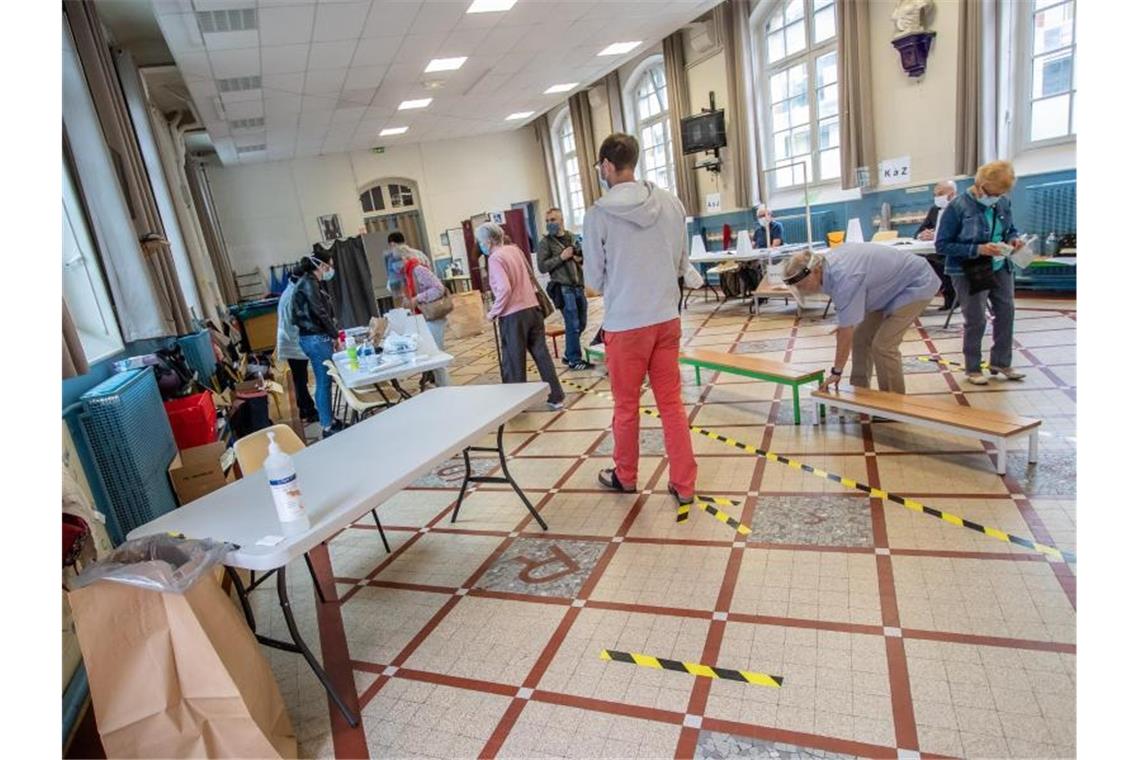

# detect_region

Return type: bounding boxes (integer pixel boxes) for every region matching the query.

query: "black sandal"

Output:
[597,469,635,493]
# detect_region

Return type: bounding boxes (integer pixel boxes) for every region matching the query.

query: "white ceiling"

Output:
[150,0,717,165]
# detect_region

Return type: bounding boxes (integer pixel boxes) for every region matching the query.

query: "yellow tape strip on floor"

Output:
[564,380,1074,564]
[600,649,782,687]
[916,355,989,370]
[694,495,752,536]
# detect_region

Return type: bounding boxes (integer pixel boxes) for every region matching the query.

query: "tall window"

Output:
[760,0,838,189]
[631,62,675,192]
[1023,0,1076,144]
[63,159,122,363]
[552,111,585,230]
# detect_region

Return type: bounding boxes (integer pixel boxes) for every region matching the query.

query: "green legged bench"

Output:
[584,344,826,425]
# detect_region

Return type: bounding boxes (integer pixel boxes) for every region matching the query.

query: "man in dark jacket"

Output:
[536,208,592,370]
[915,180,957,310]
[292,250,342,437]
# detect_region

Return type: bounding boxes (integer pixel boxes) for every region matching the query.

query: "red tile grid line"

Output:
[291,297,1076,760]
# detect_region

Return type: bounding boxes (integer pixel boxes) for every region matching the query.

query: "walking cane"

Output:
[492,317,504,382]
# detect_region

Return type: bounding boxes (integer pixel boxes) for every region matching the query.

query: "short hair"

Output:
[597,133,639,171]
[934,179,956,195]
[756,205,770,218]
[546,207,562,215]
[475,222,505,248]
[975,161,1016,195]
[387,231,406,245]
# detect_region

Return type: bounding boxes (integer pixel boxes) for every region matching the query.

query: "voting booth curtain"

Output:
[837,0,877,190]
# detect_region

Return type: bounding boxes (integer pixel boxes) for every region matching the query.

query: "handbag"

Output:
[526,260,556,319]
[419,289,454,321]
[961,255,998,295]
[545,280,565,310]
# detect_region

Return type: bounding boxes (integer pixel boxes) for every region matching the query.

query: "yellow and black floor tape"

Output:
[676,503,690,522]
[564,380,1075,564]
[600,649,782,687]
[917,355,989,370]
[695,495,752,536]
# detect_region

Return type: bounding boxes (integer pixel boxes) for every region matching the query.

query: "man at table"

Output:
[915,179,956,310]
[783,243,939,394]
[753,205,784,249]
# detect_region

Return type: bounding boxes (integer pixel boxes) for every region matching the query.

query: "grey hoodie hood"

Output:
[594,180,663,229]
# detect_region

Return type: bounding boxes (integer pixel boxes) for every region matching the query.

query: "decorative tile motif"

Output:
[735,339,790,354]
[1003,451,1076,496]
[474,538,607,598]
[410,455,497,488]
[595,428,667,456]
[747,496,874,547]
[694,730,856,759]
[901,356,944,374]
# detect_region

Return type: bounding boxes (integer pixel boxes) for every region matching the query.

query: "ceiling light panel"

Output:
[506,111,534,120]
[380,127,409,136]
[398,98,433,110]
[424,56,468,73]
[196,8,257,34]
[544,82,579,94]
[216,75,261,93]
[467,0,517,12]
[236,144,266,154]
[598,41,642,56]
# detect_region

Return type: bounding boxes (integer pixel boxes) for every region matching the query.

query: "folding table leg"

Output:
[792,384,802,425]
[371,509,391,553]
[451,424,549,530]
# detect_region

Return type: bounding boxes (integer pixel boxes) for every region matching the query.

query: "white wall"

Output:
[207,128,552,277]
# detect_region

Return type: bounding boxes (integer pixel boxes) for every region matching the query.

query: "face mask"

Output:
[477,239,490,256]
[546,222,560,236]
[596,165,610,192]
[977,195,999,208]
[933,195,950,209]
[321,268,335,282]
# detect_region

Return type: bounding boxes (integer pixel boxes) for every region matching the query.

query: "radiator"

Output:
[775,211,837,245]
[176,329,217,385]
[1025,179,1076,236]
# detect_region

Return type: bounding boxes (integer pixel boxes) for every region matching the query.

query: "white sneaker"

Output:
[965,373,989,385]
[547,401,565,411]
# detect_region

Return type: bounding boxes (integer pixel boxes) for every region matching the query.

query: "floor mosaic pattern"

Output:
[263,293,1077,759]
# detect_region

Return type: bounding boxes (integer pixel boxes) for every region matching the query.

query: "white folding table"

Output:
[127,382,550,726]
[332,313,455,403]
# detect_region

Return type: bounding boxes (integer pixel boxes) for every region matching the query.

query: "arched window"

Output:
[757,0,838,189]
[551,109,585,230]
[359,180,418,218]
[626,58,675,192]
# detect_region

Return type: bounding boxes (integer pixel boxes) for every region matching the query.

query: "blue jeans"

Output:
[298,334,335,428]
[560,285,588,363]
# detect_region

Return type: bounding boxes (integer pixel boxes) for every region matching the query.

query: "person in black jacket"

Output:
[292,250,342,438]
[915,180,957,310]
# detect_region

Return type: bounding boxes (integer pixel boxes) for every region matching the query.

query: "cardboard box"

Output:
[168,441,234,505]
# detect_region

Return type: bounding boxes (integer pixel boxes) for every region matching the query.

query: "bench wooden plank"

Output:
[813,387,1040,437]
[680,348,823,384]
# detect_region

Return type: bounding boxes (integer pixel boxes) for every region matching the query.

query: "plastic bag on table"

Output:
[382,332,419,356]
[70,534,233,594]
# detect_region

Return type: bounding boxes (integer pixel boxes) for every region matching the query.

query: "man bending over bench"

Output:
[784,244,940,394]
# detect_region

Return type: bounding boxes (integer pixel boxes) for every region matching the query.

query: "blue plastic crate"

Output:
[177,330,217,384]
[79,369,178,544]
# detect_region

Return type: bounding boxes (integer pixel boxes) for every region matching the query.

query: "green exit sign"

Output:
[371,146,386,154]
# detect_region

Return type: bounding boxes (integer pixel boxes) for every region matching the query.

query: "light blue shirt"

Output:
[820,243,941,328]
[275,279,306,360]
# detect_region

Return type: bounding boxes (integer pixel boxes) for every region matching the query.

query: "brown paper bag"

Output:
[449,290,488,339]
[69,574,297,758]
[368,315,388,344]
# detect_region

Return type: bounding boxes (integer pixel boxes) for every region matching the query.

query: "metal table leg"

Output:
[451,424,549,530]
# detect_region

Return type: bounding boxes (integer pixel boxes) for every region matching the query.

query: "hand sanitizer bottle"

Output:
[265,432,306,523]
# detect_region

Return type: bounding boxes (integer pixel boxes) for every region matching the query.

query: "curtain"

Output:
[718,0,758,210]
[63,300,89,379]
[837,0,877,190]
[320,237,378,328]
[569,91,600,207]
[662,31,700,215]
[184,157,240,306]
[533,114,559,212]
[65,0,191,335]
[954,0,981,175]
[604,71,625,134]
[393,211,424,254]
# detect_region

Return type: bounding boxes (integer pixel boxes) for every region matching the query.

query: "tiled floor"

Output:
[269,293,1076,759]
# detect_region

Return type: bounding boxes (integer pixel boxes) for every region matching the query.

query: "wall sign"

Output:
[705,193,722,213]
[879,156,912,186]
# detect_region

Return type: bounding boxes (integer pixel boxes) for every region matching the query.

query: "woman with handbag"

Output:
[397,248,452,389]
[476,221,565,410]
[935,160,1027,386]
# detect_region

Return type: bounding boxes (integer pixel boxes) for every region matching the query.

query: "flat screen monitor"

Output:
[680,110,726,155]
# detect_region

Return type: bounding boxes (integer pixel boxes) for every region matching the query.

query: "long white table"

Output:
[882,237,938,255]
[334,350,454,391]
[128,382,550,725]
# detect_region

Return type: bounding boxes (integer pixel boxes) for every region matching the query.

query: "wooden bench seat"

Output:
[584,344,825,425]
[813,386,1040,474]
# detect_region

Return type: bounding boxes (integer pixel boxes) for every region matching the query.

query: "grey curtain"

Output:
[663,31,700,215]
[65,0,192,334]
[718,0,757,210]
[533,114,560,212]
[837,0,877,190]
[320,237,378,328]
[604,71,625,134]
[63,300,89,379]
[569,91,601,207]
[955,0,981,175]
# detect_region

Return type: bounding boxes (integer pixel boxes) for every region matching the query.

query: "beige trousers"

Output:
[849,297,932,393]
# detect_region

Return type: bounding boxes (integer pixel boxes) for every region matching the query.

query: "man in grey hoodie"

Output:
[583,133,698,506]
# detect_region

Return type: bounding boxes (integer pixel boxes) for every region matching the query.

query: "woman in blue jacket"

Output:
[935,160,1027,386]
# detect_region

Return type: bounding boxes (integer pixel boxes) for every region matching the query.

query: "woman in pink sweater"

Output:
[476,222,565,409]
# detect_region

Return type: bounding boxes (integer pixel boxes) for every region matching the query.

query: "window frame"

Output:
[550,108,585,231]
[622,55,677,193]
[1015,0,1077,151]
[753,0,839,194]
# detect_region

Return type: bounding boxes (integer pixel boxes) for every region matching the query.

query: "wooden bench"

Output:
[584,344,825,425]
[813,387,1040,474]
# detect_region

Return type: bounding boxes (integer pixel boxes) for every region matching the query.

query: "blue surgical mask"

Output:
[546,222,560,236]
[322,268,335,282]
[596,165,610,192]
[977,195,1000,208]
[478,239,490,256]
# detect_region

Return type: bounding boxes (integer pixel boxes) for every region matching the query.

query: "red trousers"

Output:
[604,318,698,497]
